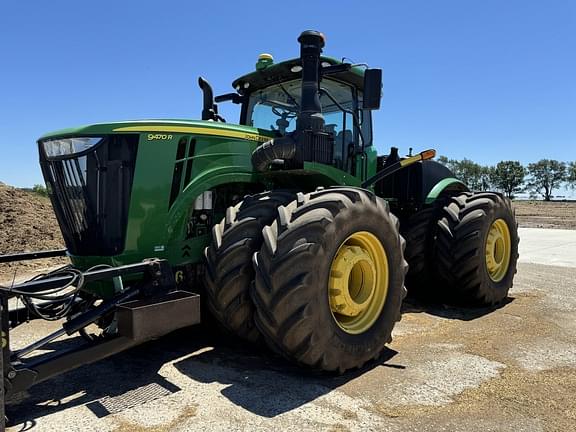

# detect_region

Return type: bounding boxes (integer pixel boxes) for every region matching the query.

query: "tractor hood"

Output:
[38,119,273,144]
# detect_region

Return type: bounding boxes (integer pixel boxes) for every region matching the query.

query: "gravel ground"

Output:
[5,232,576,432]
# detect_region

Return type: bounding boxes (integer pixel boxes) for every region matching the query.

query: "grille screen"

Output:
[39,134,139,256]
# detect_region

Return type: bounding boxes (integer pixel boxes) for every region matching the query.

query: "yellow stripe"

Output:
[399,154,423,167]
[112,125,269,143]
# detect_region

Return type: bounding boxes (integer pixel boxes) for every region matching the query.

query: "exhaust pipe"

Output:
[296,30,326,132]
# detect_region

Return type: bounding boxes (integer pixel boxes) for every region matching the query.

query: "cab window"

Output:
[246,79,361,171]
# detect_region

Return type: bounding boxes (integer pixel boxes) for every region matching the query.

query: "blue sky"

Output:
[1,0,574,189]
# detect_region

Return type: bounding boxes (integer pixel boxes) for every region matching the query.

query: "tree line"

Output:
[437,157,576,200]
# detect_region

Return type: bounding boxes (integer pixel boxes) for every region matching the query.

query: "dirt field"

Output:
[0,183,68,283]
[513,200,576,229]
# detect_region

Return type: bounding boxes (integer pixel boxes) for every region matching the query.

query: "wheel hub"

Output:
[485,218,512,282]
[329,246,376,317]
[328,231,389,334]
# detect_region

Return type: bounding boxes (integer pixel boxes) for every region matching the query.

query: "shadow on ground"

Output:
[7,296,511,429]
[7,330,203,430]
[6,325,399,429]
[402,295,514,321]
[172,343,400,418]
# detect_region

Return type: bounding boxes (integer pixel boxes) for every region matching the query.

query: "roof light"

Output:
[256,53,274,71]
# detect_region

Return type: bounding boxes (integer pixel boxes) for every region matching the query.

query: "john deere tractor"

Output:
[0,30,518,416]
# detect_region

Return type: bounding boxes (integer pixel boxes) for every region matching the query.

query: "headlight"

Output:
[42,137,103,158]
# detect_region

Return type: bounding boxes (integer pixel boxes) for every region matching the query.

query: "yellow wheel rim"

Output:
[485,218,512,282]
[328,231,388,334]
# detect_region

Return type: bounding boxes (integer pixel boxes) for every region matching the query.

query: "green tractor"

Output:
[0,30,518,414]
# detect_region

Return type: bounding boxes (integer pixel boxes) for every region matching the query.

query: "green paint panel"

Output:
[425,177,468,204]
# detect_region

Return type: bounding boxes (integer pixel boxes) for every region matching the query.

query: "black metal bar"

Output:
[9,336,138,394]
[361,161,406,189]
[0,249,67,264]
[321,63,352,75]
[54,161,82,235]
[62,287,140,336]
[0,297,5,430]
[63,159,87,232]
[12,288,139,359]
[12,328,68,361]
[5,260,160,295]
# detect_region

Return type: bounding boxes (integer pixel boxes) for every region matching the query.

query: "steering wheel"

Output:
[272,106,297,119]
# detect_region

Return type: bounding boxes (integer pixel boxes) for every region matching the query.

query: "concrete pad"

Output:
[518,228,576,268]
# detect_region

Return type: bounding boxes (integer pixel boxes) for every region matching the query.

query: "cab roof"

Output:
[232,56,366,94]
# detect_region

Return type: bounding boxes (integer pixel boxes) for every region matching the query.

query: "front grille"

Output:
[39,135,139,256]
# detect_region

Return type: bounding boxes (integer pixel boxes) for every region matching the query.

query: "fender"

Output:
[425,177,468,204]
[375,159,468,206]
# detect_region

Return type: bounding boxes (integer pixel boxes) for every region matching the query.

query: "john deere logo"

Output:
[148,134,173,141]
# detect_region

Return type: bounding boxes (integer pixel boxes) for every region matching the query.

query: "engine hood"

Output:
[39,119,273,144]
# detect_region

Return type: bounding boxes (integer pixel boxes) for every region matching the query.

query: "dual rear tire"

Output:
[402,191,519,306]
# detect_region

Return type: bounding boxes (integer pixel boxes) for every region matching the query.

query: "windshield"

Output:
[246,79,369,170]
[246,79,355,136]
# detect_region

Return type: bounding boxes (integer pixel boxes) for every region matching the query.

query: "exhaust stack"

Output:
[296,30,325,132]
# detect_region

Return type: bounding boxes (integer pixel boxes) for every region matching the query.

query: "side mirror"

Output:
[363,69,382,110]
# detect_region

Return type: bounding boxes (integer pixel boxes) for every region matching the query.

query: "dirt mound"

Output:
[0,183,68,283]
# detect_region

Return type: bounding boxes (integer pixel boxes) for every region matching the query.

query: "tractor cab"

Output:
[234,56,374,173]
[199,31,383,180]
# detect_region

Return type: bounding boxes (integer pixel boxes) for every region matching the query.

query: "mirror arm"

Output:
[215,93,245,104]
[320,63,352,76]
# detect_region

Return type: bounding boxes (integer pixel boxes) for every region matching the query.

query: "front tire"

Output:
[252,188,407,373]
[203,191,294,343]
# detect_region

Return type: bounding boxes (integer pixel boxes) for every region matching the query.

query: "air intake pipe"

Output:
[251,30,327,172]
[251,135,297,172]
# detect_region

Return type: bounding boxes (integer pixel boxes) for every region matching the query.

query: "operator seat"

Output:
[335,129,354,169]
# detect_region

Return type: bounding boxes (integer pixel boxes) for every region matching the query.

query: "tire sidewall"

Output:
[307,199,404,359]
[478,199,519,300]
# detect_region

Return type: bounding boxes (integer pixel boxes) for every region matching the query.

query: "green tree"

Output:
[437,155,450,166]
[32,184,48,197]
[437,156,491,191]
[490,161,526,199]
[567,161,576,189]
[479,165,495,191]
[526,159,566,201]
